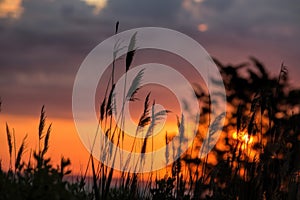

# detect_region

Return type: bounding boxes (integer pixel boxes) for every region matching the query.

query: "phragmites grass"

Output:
[41,124,52,157]
[0,106,93,200]
[38,105,45,141]
[5,123,13,169]
[37,105,52,159]
[15,134,27,171]
[140,102,170,156]
[140,102,156,156]
[127,92,151,161]
[106,84,116,117]
[138,92,151,128]
[125,32,137,72]
[165,132,170,168]
[126,69,145,101]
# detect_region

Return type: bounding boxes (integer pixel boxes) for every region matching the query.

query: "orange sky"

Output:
[0,113,91,174]
[0,111,198,176]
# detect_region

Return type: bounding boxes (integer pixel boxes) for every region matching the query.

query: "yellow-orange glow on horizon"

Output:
[232,131,253,144]
[0,0,23,19]
[232,131,259,160]
[198,23,208,32]
[82,0,107,14]
[0,111,189,175]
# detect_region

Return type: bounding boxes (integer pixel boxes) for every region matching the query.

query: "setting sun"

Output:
[232,131,253,144]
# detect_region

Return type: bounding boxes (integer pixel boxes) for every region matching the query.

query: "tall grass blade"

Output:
[248,112,256,136]
[90,155,100,200]
[138,92,151,128]
[6,123,13,161]
[15,134,27,171]
[42,124,52,156]
[100,97,106,121]
[38,105,45,140]
[125,32,137,72]
[115,21,119,34]
[237,104,243,133]
[5,123,13,169]
[106,84,116,116]
[126,68,144,101]
[165,132,169,166]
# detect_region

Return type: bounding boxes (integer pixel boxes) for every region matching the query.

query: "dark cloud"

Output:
[0,0,299,118]
[202,0,235,12]
[202,0,300,38]
[104,0,182,24]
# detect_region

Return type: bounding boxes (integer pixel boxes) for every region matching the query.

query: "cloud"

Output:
[104,0,182,23]
[0,0,299,119]
[0,0,23,19]
[81,0,107,14]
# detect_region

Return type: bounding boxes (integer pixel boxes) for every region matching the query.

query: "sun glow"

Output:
[81,0,107,14]
[0,0,23,19]
[198,23,208,32]
[232,131,253,144]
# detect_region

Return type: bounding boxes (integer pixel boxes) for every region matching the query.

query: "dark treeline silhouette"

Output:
[187,57,300,200]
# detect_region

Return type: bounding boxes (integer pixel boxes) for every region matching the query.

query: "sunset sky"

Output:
[0,0,299,173]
